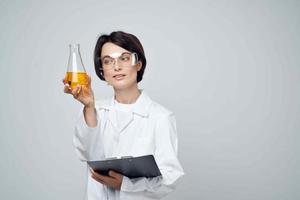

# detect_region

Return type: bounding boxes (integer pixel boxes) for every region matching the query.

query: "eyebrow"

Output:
[101,51,131,59]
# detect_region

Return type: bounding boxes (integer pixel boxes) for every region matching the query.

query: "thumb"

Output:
[86,73,91,86]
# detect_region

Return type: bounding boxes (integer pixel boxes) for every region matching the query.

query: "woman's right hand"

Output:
[63,74,95,108]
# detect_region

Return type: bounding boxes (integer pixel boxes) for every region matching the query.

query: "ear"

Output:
[101,71,107,82]
[136,61,142,71]
[101,70,105,78]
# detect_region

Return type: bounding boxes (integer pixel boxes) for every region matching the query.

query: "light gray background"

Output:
[0,0,299,199]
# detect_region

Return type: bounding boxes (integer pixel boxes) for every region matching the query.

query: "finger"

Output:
[108,170,122,179]
[71,86,80,97]
[90,169,103,182]
[85,73,91,87]
[90,169,113,183]
[90,168,95,173]
[77,85,82,95]
[90,168,104,181]
[72,86,82,97]
[62,78,67,84]
[90,174,104,184]
[91,174,107,185]
[64,84,71,93]
[92,171,109,182]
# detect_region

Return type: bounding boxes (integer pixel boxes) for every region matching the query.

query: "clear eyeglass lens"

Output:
[118,53,131,64]
[103,57,114,66]
[102,52,136,69]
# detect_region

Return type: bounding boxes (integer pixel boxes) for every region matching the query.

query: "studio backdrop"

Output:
[0,0,299,199]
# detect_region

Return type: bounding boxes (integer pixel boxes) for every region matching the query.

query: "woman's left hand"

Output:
[90,169,123,190]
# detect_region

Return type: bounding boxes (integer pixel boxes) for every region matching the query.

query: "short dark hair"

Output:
[94,31,147,83]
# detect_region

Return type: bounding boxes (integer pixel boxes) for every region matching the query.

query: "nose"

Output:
[113,58,121,71]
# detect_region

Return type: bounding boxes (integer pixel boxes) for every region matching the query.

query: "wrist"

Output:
[84,102,95,109]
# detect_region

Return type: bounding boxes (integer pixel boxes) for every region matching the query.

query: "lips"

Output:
[113,74,126,80]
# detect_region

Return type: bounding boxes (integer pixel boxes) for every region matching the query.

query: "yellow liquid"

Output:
[65,72,88,89]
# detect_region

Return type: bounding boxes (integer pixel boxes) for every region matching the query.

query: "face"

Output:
[101,42,142,90]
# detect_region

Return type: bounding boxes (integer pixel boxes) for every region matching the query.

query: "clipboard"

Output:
[87,155,161,179]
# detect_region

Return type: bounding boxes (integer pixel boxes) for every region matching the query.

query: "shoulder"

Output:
[147,96,177,133]
[147,95,174,120]
[149,101,173,116]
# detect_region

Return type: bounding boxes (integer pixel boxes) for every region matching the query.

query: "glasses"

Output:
[100,52,138,70]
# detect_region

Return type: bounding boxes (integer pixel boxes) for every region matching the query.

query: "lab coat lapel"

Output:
[100,90,152,132]
[116,111,134,133]
[108,109,134,133]
[98,99,120,131]
[108,109,118,130]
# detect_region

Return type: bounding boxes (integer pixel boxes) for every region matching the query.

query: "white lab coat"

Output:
[73,90,184,200]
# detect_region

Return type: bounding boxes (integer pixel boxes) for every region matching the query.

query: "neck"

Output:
[114,84,141,104]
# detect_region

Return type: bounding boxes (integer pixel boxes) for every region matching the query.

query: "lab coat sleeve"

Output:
[120,113,184,198]
[73,105,103,161]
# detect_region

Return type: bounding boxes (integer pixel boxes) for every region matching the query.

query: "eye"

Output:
[120,56,130,61]
[120,54,131,62]
[102,58,113,65]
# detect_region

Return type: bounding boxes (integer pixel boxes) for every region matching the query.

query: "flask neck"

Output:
[69,44,80,53]
[67,44,86,72]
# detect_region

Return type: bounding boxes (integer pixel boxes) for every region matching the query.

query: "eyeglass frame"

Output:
[99,52,139,70]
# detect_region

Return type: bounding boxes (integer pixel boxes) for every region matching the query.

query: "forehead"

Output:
[101,42,129,57]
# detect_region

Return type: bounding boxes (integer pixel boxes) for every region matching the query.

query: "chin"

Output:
[110,79,136,90]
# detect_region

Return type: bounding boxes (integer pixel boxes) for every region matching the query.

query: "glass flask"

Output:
[65,44,88,89]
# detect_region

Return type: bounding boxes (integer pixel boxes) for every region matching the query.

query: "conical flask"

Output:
[65,44,88,89]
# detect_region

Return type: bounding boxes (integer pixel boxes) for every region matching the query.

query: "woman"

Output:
[63,31,184,200]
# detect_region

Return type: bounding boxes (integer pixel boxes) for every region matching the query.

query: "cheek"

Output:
[102,70,113,80]
[127,69,138,79]
[125,70,139,84]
